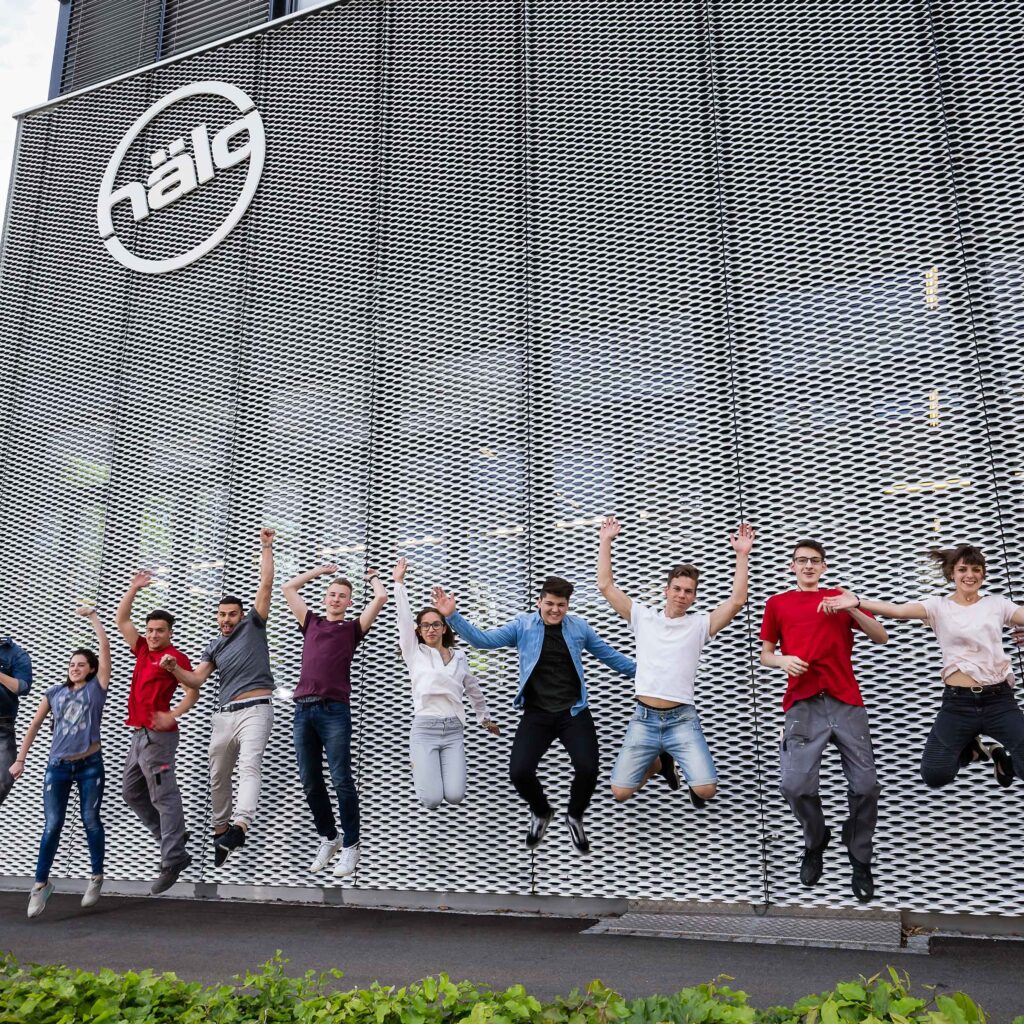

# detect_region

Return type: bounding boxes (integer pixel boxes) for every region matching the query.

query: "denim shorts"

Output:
[610,702,717,788]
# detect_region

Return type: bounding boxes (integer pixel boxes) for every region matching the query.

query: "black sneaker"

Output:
[525,810,553,849]
[564,813,591,855]
[688,786,708,809]
[213,832,230,868]
[991,744,1014,788]
[658,751,682,791]
[151,854,192,895]
[799,827,831,887]
[213,825,247,867]
[850,855,874,903]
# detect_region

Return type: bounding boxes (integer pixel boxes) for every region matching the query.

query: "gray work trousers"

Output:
[409,716,466,809]
[122,728,188,867]
[779,693,881,863]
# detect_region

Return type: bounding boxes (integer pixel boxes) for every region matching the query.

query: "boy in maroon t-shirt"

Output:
[759,540,888,902]
[115,571,198,895]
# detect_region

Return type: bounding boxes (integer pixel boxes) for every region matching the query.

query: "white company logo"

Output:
[96,81,265,275]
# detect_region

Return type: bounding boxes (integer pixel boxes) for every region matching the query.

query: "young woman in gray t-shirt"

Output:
[10,608,111,918]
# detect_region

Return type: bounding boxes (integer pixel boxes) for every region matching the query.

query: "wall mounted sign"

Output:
[96,80,265,275]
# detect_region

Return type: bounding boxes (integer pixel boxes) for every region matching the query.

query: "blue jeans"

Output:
[611,703,718,789]
[293,700,360,846]
[36,750,105,883]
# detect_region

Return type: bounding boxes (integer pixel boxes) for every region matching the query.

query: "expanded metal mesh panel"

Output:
[2,0,1023,916]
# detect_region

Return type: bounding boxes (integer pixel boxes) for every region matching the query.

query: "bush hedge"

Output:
[0,953,1010,1024]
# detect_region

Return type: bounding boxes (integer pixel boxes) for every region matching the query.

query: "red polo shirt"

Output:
[760,588,875,711]
[125,637,192,729]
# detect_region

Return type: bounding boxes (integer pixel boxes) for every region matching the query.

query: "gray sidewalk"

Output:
[1,892,1022,1022]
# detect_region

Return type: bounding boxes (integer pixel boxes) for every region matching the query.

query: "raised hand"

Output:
[599,517,622,542]
[129,570,155,590]
[75,606,98,619]
[393,557,408,583]
[319,563,338,576]
[431,587,457,617]
[730,522,755,555]
[260,527,276,546]
[818,591,858,615]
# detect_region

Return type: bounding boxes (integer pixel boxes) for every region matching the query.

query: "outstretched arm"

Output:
[708,523,755,637]
[115,571,154,650]
[358,570,389,634]
[8,697,51,781]
[160,656,214,692]
[282,563,337,627]
[433,588,520,650]
[76,607,112,689]
[597,517,633,622]
[254,528,276,621]
[819,591,927,622]
[584,625,636,678]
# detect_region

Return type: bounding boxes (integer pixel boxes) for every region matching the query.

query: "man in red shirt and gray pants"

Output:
[116,571,199,895]
[759,540,888,902]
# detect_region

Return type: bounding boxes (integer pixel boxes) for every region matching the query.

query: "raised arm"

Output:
[358,569,389,634]
[282,563,337,627]
[392,559,419,659]
[77,607,112,689]
[584,624,636,678]
[819,591,927,622]
[8,696,51,781]
[115,570,154,649]
[160,655,215,692]
[0,643,32,697]
[708,523,755,637]
[254,528,276,621]
[597,517,633,622]
[432,588,520,650]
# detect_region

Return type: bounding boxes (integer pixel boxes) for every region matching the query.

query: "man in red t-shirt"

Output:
[759,540,888,902]
[115,570,199,895]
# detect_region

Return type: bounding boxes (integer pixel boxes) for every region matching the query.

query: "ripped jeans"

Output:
[779,694,880,863]
[36,749,105,883]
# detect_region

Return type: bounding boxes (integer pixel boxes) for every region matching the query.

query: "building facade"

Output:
[0,0,1022,916]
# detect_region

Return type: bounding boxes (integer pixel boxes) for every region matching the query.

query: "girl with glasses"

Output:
[11,608,112,918]
[391,558,500,808]
[820,545,1024,793]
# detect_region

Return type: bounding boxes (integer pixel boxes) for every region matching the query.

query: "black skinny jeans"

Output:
[921,684,1024,788]
[509,707,599,819]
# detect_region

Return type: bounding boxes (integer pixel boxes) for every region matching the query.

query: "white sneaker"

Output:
[82,874,104,908]
[332,844,360,877]
[310,834,343,872]
[27,881,53,918]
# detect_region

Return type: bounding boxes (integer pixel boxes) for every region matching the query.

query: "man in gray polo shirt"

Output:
[163,528,276,866]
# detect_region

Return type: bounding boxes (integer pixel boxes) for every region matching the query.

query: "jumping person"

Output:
[115,571,199,895]
[819,544,1024,795]
[759,540,888,902]
[432,577,635,854]
[283,563,388,878]
[0,632,32,810]
[391,558,499,809]
[162,528,277,866]
[11,608,110,918]
[597,518,755,808]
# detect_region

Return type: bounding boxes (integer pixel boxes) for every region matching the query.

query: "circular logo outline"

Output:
[96,80,264,275]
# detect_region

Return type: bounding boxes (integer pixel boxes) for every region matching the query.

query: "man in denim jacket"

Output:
[0,635,33,808]
[433,576,634,854]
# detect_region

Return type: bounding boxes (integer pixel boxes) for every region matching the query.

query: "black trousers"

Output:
[921,684,1024,787]
[509,707,599,819]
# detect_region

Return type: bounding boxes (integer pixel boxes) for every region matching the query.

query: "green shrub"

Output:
[0,954,996,1024]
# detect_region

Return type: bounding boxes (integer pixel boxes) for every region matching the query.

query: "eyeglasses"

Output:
[793,557,823,567]
[419,622,444,631]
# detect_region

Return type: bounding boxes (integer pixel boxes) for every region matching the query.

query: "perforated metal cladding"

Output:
[1,0,1023,916]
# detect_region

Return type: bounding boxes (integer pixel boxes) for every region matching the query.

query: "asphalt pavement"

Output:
[1,892,1022,1022]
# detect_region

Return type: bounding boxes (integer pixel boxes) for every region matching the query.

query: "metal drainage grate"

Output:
[584,909,904,952]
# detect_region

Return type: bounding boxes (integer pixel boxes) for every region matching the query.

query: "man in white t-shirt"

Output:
[597,518,754,808]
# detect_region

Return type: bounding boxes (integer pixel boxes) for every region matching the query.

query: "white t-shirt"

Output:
[920,593,1018,686]
[629,601,711,704]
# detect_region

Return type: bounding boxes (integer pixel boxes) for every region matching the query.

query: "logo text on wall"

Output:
[96,81,265,275]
